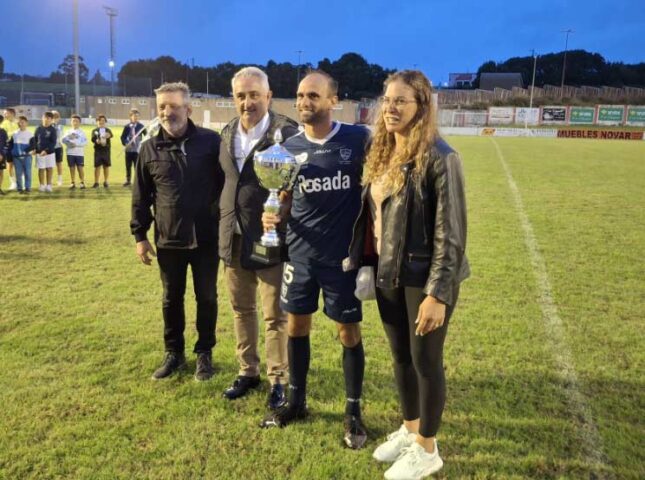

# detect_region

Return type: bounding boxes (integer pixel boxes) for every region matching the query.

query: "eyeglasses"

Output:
[380,96,417,108]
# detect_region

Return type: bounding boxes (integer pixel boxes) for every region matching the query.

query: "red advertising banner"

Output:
[557,129,644,140]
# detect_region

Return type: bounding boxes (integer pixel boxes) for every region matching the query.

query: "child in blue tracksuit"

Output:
[9,116,34,193]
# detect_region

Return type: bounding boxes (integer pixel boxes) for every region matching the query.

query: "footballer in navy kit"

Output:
[260,71,370,450]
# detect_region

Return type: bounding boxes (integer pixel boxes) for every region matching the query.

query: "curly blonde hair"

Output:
[363,70,437,194]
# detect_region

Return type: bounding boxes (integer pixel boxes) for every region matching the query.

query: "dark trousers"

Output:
[375,285,459,438]
[157,245,219,354]
[125,152,138,181]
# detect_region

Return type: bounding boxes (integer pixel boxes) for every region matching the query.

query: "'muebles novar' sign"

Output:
[557,129,643,140]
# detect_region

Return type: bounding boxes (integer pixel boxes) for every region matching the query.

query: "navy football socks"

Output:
[287,335,310,407]
[343,341,365,417]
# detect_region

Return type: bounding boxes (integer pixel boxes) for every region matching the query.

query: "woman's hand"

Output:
[415,295,446,336]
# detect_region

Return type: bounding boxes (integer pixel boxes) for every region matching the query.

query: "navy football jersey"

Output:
[284,122,370,265]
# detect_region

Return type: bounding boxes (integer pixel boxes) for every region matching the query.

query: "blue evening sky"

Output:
[2,0,643,86]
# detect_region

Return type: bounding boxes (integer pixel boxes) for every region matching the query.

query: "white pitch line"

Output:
[491,138,612,477]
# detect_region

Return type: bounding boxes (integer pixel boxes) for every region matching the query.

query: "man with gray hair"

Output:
[131,82,223,381]
[219,67,299,409]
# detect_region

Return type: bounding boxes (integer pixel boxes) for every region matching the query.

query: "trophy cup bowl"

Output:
[250,130,296,265]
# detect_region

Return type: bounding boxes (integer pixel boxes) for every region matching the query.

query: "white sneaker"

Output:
[45,184,53,193]
[57,176,63,186]
[38,185,46,192]
[374,425,416,462]
[384,441,443,480]
[8,179,17,191]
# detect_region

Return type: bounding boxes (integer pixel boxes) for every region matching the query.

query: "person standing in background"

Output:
[62,114,88,190]
[120,108,146,187]
[1,108,19,191]
[8,115,34,193]
[32,111,57,193]
[90,115,113,188]
[51,110,65,186]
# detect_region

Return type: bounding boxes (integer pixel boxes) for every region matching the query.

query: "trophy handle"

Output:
[282,163,302,193]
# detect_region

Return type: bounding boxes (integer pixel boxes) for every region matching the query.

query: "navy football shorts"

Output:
[279,259,362,323]
[67,155,85,167]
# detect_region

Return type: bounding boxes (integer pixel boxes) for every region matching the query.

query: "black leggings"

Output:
[375,286,458,437]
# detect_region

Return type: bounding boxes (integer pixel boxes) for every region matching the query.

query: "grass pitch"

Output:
[0,127,643,479]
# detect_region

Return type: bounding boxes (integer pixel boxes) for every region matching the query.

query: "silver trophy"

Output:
[250,129,296,265]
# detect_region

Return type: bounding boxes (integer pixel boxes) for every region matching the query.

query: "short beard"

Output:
[162,119,188,138]
[299,109,328,126]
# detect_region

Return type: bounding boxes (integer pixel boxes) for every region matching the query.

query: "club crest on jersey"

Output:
[295,152,308,164]
[339,147,352,162]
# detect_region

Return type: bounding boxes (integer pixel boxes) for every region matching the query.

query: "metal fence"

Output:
[438,85,645,107]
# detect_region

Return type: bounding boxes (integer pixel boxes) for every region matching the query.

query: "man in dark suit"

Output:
[218,67,299,410]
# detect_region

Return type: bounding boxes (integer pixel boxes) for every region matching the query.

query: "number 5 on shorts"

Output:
[283,263,295,284]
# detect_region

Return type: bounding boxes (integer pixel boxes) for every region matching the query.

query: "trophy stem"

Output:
[261,188,281,247]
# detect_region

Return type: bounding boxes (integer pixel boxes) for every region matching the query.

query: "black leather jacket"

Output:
[218,111,299,269]
[344,137,470,306]
[130,119,222,249]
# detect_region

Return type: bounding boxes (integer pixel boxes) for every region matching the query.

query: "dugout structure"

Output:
[21,92,54,107]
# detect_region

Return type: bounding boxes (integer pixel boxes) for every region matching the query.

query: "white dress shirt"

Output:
[232,112,270,234]
[233,112,271,172]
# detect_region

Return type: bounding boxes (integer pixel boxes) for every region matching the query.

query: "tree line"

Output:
[116,53,395,99]
[475,50,645,89]
[1,50,643,99]
[0,52,394,99]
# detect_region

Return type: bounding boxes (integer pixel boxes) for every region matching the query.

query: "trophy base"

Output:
[250,242,287,266]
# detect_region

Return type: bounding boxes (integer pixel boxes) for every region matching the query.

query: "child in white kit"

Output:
[61,114,88,189]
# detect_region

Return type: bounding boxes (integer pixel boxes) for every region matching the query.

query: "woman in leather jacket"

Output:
[345,70,469,479]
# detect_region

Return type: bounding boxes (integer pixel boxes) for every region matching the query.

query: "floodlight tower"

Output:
[73,0,80,113]
[296,50,304,86]
[104,5,118,96]
[526,49,538,129]
[560,29,574,95]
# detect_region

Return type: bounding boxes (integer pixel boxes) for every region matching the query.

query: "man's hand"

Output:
[39,150,47,157]
[262,212,281,232]
[415,295,446,336]
[278,190,293,220]
[136,240,156,265]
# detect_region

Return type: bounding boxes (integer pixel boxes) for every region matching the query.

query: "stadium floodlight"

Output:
[526,49,538,129]
[560,29,574,94]
[73,0,80,114]
[104,5,118,96]
[296,50,304,86]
